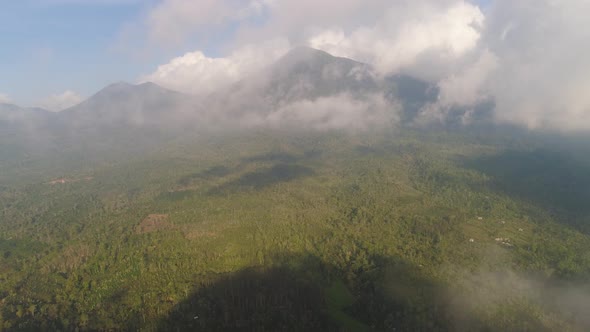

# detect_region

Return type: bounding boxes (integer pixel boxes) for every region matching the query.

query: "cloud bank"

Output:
[308,1,484,79]
[259,94,398,131]
[482,0,590,131]
[138,0,590,132]
[140,39,290,96]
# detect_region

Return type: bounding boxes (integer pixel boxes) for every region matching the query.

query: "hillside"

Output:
[1,48,589,331]
[1,127,590,331]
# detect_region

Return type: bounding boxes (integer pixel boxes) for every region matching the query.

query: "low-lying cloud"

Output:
[447,266,590,330]
[263,93,398,131]
[190,89,399,133]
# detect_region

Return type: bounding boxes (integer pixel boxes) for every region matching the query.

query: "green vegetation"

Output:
[1,129,589,331]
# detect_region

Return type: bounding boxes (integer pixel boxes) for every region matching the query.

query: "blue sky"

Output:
[1,1,140,104]
[0,0,212,106]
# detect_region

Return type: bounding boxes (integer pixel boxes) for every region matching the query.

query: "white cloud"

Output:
[264,93,398,131]
[140,39,290,95]
[308,1,485,78]
[146,0,270,45]
[142,1,484,95]
[437,49,498,107]
[219,93,399,132]
[481,0,590,131]
[38,90,83,112]
[246,0,389,41]
[139,0,590,132]
[143,0,390,46]
[0,93,11,104]
[304,0,590,131]
[411,49,498,126]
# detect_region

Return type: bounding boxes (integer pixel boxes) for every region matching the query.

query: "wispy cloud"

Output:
[145,0,267,46]
[263,93,398,131]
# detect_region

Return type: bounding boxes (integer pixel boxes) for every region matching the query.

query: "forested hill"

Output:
[1,129,590,331]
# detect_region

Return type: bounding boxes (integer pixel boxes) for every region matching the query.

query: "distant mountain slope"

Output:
[0,104,58,162]
[207,46,491,127]
[264,47,379,103]
[0,83,198,173]
[58,81,197,128]
[0,47,496,168]
[0,103,53,123]
[209,47,381,116]
[0,103,56,139]
[383,75,439,124]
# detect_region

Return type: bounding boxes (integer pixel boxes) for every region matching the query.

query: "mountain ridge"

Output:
[2,47,494,142]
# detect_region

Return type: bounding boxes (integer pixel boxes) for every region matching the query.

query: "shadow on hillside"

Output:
[177,166,233,186]
[462,149,590,234]
[154,253,504,332]
[176,152,315,188]
[3,251,552,331]
[157,266,337,332]
[242,152,299,164]
[209,164,314,194]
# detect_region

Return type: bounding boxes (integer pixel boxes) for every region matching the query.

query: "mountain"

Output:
[0,103,53,123]
[58,81,197,129]
[264,46,379,103]
[0,102,55,138]
[209,47,381,117]
[0,47,494,163]
[0,83,199,173]
[208,47,492,127]
[0,104,57,162]
[2,81,196,137]
[3,47,491,137]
